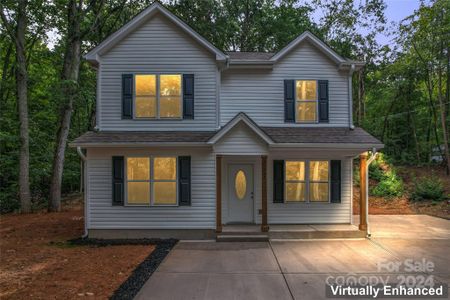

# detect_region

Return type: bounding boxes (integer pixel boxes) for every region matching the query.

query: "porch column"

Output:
[359,152,368,232]
[261,155,269,232]
[216,155,222,233]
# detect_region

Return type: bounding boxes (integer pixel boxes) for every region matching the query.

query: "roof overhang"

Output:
[69,142,211,148]
[270,143,384,149]
[208,112,274,145]
[84,2,227,65]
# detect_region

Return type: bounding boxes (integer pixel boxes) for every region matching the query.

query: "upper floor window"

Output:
[135,74,182,119]
[296,80,317,122]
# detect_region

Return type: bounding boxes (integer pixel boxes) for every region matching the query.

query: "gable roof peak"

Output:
[208,112,274,145]
[84,1,227,64]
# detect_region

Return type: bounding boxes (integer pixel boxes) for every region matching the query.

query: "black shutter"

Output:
[318,80,329,123]
[183,74,194,119]
[178,156,191,206]
[330,160,341,203]
[284,80,295,122]
[112,156,124,205]
[122,74,133,119]
[273,160,285,203]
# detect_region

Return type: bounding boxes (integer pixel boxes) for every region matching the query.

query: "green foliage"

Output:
[370,169,404,197]
[411,176,446,201]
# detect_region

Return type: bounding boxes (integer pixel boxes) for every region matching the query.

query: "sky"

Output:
[45,0,423,50]
[378,0,422,45]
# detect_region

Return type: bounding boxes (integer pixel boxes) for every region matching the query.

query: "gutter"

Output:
[365,148,378,238]
[76,147,89,238]
[348,64,355,129]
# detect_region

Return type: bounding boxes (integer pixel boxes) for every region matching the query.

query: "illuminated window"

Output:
[134,74,181,119]
[235,170,247,200]
[126,156,177,205]
[296,80,317,122]
[159,75,182,118]
[284,160,330,203]
[309,161,329,202]
[285,161,306,202]
[127,157,150,204]
[153,157,177,205]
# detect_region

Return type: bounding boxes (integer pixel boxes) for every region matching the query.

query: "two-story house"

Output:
[71,2,383,239]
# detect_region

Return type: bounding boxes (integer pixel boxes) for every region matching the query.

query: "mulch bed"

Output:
[70,238,178,300]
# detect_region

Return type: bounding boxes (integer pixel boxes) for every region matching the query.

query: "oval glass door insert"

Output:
[235,170,247,200]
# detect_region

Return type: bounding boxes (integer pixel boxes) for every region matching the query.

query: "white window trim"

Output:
[295,79,319,124]
[284,160,330,203]
[125,156,179,207]
[133,73,183,120]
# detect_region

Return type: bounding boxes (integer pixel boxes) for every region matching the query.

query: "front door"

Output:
[228,164,254,223]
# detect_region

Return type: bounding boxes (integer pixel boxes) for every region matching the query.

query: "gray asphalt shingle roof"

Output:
[71,127,382,146]
[261,127,383,144]
[226,52,274,61]
[71,131,216,145]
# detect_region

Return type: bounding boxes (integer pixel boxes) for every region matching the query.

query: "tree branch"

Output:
[0,6,17,43]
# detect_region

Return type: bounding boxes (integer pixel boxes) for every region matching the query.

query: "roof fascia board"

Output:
[269,143,384,149]
[270,31,345,64]
[208,114,274,145]
[84,2,226,62]
[69,142,212,148]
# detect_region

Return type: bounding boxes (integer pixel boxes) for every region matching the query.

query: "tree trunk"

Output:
[405,86,420,162]
[48,0,81,212]
[15,0,31,213]
[437,45,450,174]
[0,43,12,102]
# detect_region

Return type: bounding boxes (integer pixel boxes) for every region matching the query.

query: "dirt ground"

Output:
[353,165,450,219]
[0,197,154,300]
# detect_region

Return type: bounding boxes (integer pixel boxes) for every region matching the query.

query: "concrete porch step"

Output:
[219,231,268,236]
[216,234,269,242]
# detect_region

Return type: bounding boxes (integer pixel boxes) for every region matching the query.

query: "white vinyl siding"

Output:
[86,148,215,229]
[220,41,349,127]
[98,14,217,131]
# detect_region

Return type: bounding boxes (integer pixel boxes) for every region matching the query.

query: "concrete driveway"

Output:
[135,215,450,300]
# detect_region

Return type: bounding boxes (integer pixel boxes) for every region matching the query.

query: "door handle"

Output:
[251,191,254,199]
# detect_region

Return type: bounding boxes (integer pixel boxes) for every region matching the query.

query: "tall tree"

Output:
[48,0,135,211]
[1,0,31,212]
[48,0,105,211]
[399,0,450,173]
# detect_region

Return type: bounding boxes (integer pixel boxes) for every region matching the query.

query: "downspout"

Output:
[76,147,88,238]
[365,148,378,237]
[348,64,355,129]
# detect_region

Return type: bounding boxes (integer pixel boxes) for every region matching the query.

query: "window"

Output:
[235,170,247,200]
[153,157,177,205]
[127,157,150,204]
[134,74,182,119]
[309,161,329,202]
[285,160,329,202]
[285,161,306,202]
[296,80,317,122]
[126,156,177,205]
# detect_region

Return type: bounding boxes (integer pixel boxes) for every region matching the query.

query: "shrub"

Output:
[411,176,446,201]
[369,163,385,181]
[370,169,404,197]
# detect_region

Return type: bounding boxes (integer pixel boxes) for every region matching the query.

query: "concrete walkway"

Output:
[135,215,450,300]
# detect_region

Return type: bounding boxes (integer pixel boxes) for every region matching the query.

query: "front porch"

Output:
[209,113,378,239]
[215,152,371,240]
[217,224,365,241]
